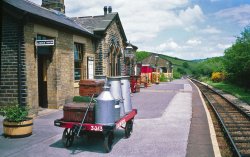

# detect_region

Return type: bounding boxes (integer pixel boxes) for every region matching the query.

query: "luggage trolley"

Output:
[54,109,137,153]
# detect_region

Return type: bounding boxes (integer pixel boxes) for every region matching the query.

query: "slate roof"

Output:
[3,0,94,37]
[72,13,116,33]
[72,13,127,41]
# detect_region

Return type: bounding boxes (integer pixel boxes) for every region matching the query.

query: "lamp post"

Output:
[166,62,169,81]
[125,42,133,76]
[155,55,159,84]
[171,65,174,81]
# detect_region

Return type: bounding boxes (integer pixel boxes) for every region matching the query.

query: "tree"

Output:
[224,26,250,89]
[135,51,151,62]
[182,62,189,68]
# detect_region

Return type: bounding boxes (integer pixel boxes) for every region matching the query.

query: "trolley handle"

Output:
[76,94,95,136]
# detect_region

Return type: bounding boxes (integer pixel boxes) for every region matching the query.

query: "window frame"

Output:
[74,42,84,81]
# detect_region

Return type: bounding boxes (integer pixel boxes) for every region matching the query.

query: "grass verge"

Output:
[205,81,250,105]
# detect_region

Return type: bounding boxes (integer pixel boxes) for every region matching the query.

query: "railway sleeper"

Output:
[222,118,249,122]
[227,124,250,127]
[235,143,250,150]
[225,122,250,124]
[234,139,250,143]
[221,111,243,113]
[240,150,250,156]
[229,128,250,132]
[220,113,247,116]
[231,133,250,137]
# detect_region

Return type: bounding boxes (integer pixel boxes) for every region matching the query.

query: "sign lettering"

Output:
[90,125,103,131]
[35,40,54,46]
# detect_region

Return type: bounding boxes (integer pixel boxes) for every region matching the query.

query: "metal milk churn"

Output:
[114,99,120,122]
[95,86,115,126]
[121,76,132,113]
[107,76,125,117]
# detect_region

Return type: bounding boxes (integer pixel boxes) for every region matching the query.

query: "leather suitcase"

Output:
[79,79,105,96]
[63,102,95,123]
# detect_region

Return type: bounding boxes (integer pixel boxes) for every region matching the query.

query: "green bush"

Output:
[159,73,168,82]
[73,96,96,103]
[0,102,29,122]
[173,71,182,79]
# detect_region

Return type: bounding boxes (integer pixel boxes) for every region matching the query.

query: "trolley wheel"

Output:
[103,131,114,153]
[62,128,75,148]
[125,119,133,138]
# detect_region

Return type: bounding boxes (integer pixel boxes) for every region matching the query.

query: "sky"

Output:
[30,0,250,60]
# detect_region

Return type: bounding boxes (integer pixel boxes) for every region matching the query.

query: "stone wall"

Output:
[95,21,126,76]
[73,35,96,96]
[24,23,95,109]
[0,13,23,106]
[24,23,38,110]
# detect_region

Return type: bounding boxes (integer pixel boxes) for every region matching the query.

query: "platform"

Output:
[0,79,219,157]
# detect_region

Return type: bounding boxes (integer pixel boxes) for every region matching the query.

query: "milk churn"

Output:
[121,76,132,113]
[114,99,120,121]
[95,86,115,126]
[107,76,125,117]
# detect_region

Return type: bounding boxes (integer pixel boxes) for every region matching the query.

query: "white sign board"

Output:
[35,40,54,46]
[88,57,94,79]
[125,53,134,58]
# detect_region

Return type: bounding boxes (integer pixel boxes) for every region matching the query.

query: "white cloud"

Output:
[215,4,250,26]
[27,0,239,60]
[140,36,232,60]
[186,39,202,46]
[156,39,180,52]
[179,5,204,24]
[217,43,231,49]
[201,25,221,34]
[62,1,204,43]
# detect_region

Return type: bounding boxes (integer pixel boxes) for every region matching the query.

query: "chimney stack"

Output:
[104,6,107,15]
[42,0,65,14]
[108,6,112,13]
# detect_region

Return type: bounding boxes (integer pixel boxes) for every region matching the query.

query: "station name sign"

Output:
[35,40,54,46]
[125,53,134,58]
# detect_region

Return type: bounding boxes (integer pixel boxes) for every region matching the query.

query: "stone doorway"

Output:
[38,54,49,108]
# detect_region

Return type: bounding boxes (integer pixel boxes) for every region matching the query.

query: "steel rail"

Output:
[191,78,246,157]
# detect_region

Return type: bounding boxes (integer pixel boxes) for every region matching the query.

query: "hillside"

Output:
[135,51,198,78]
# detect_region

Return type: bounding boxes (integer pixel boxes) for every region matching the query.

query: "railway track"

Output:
[191,79,250,157]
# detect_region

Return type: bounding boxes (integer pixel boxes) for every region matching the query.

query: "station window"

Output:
[74,43,85,81]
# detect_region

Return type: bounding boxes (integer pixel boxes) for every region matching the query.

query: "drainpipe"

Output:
[18,12,27,107]
[18,24,22,106]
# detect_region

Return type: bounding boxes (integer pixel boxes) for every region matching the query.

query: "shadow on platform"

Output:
[50,129,125,154]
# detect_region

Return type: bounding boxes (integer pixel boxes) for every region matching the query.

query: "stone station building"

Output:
[73,6,138,77]
[1,0,136,113]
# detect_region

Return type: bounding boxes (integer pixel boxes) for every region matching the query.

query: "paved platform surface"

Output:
[187,80,215,157]
[0,79,215,157]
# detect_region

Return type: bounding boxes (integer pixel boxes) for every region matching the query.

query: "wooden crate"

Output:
[63,103,95,123]
[79,79,105,96]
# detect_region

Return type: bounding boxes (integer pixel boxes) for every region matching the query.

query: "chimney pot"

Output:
[108,6,112,13]
[104,6,107,15]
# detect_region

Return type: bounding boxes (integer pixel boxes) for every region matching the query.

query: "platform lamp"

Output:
[125,42,134,76]
[155,55,159,84]
[171,65,174,81]
[166,62,169,81]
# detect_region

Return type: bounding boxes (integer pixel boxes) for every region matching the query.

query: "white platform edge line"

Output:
[189,79,222,157]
